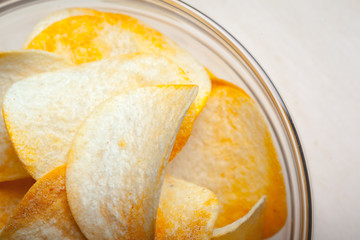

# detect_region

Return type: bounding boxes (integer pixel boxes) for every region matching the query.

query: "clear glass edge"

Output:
[168,1,313,239]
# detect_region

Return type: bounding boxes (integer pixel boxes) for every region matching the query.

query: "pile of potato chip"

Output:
[0,8,287,240]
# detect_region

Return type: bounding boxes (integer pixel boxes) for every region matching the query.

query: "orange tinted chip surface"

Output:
[0,178,34,228]
[167,79,287,238]
[156,175,219,240]
[26,12,171,65]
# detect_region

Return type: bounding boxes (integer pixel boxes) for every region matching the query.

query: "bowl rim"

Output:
[167,0,312,238]
[0,0,312,238]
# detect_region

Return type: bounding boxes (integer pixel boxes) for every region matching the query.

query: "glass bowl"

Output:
[0,0,312,239]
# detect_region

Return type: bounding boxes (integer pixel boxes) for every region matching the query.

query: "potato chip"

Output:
[66,85,197,239]
[156,175,219,240]
[4,53,199,180]
[23,8,95,48]
[0,50,73,182]
[0,165,85,239]
[0,178,34,229]
[212,196,266,240]
[24,8,211,145]
[167,79,287,238]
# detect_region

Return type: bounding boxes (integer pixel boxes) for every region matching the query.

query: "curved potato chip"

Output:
[0,50,73,182]
[212,196,266,240]
[0,178,34,229]
[0,165,85,239]
[167,79,287,238]
[66,85,197,240]
[24,8,211,147]
[4,53,198,180]
[156,175,219,240]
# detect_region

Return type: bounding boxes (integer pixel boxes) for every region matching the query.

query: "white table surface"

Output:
[183,0,360,239]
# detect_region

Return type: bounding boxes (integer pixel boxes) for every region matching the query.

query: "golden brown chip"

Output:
[0,165,85,239]
[0,178,34,229]
[4,53,197,180]
[212,196,266,240]
[156,175,219,239]
[66,85,197,239]
[0,50,73,182]
[167,79,287,238]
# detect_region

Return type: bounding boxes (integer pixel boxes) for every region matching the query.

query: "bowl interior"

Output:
[0,0,311,239]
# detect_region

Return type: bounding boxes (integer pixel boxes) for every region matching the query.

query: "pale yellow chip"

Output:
[212,196,266,240]
[0,50,73,182]
[167,79,287,238]
[4,53,199,180]
[0,165,85,239]
[66,85,197,239]
[156,175,219,240]
[0,178,34,229]
[24,8,211,158]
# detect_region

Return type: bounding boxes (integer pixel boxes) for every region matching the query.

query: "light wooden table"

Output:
[183,0,360,239]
